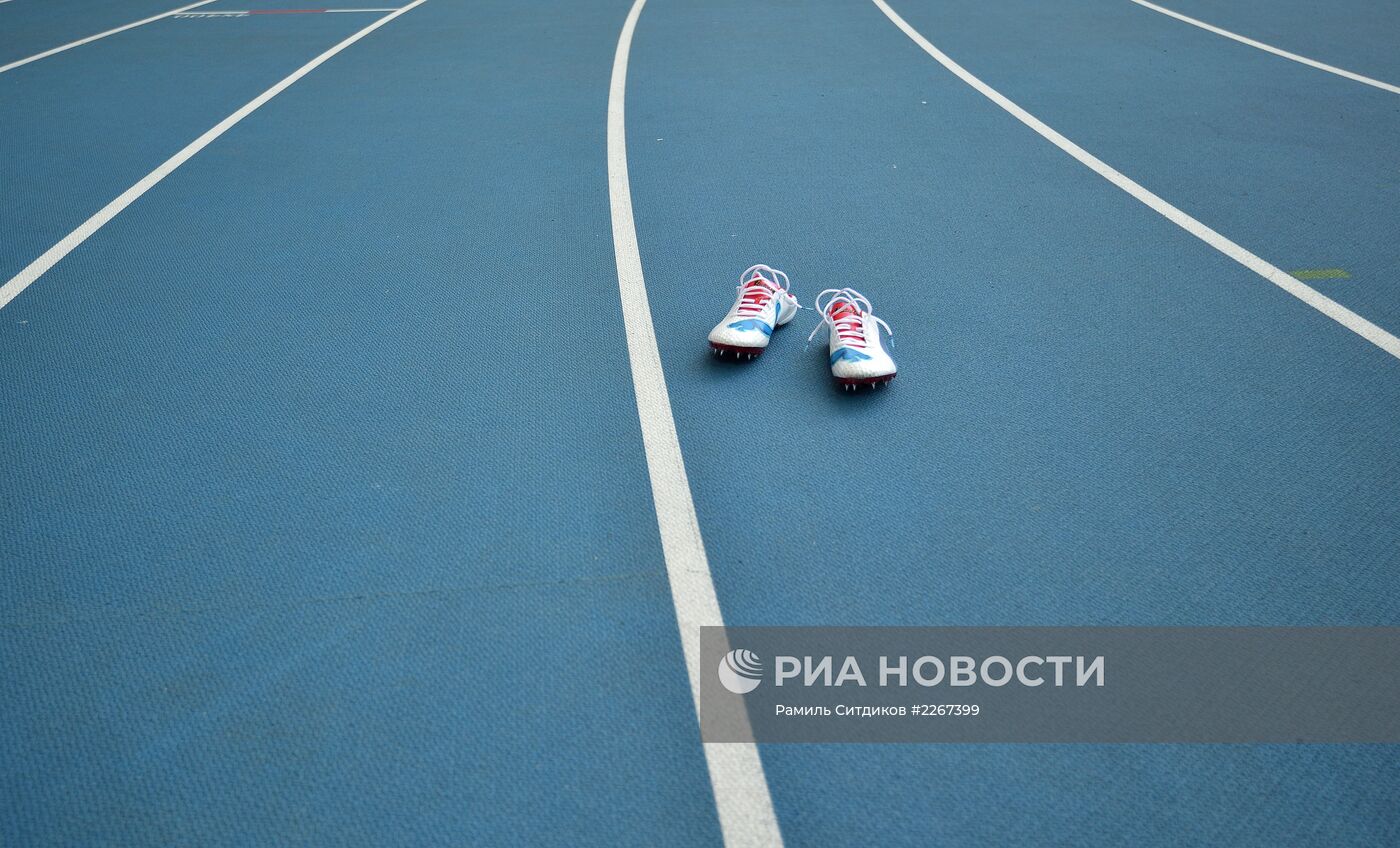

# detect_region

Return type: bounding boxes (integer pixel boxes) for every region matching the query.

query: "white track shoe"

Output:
[809,288,896,389]
[708,264,801,359]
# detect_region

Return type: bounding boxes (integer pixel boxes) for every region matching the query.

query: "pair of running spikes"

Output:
[707,264,896,390]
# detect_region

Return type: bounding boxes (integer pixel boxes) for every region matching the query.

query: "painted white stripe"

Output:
[0,2,425,312]
[0,0,219,75]
[871,0,1400,362]
[174,8,398,15]
[1130,0,1400,96]
[607,1,784,846]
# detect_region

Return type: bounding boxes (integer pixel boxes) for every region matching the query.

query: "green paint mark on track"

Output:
[1289,268,1351,281]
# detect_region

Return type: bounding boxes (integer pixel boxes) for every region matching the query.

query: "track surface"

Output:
[3,0,1398,845]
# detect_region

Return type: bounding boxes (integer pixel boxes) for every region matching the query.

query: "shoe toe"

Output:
[830,350,896,379]
[709,321,772,349]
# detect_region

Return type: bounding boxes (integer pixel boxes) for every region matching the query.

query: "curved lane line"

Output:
[0,2,429,311]
[1130,0,1400,96]
[871,0,1400,362]
[606,1,785,846]
[0,0,220,75]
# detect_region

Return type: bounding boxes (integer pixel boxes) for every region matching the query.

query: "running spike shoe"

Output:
[808,288,896,389]
[708,264,801,359]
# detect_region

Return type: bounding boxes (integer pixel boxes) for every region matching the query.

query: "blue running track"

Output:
[3,0,1398,845]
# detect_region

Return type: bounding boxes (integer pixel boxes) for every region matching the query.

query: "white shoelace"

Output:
[734,264,794,317]
[807,287,892,349]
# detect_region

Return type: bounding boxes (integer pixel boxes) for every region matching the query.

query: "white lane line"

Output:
[871,0,1400,363]
[607,1,784,846]
[1130,0,1400,96]
[0,0,219,75]
[172,8,398,16]
[0,1,427,312]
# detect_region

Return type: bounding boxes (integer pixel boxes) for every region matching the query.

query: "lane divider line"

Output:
[606,1,784,846]
[871,0,1400,363]
[0,1,428,312]
[172,8,399,15]
[0,0,220,75]
[1129,0,1400,96]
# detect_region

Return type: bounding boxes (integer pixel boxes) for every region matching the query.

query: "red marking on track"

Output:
[249,8,328,13]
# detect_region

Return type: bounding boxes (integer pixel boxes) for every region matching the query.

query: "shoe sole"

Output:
[836,373,895,390]
[709,341,765,360]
